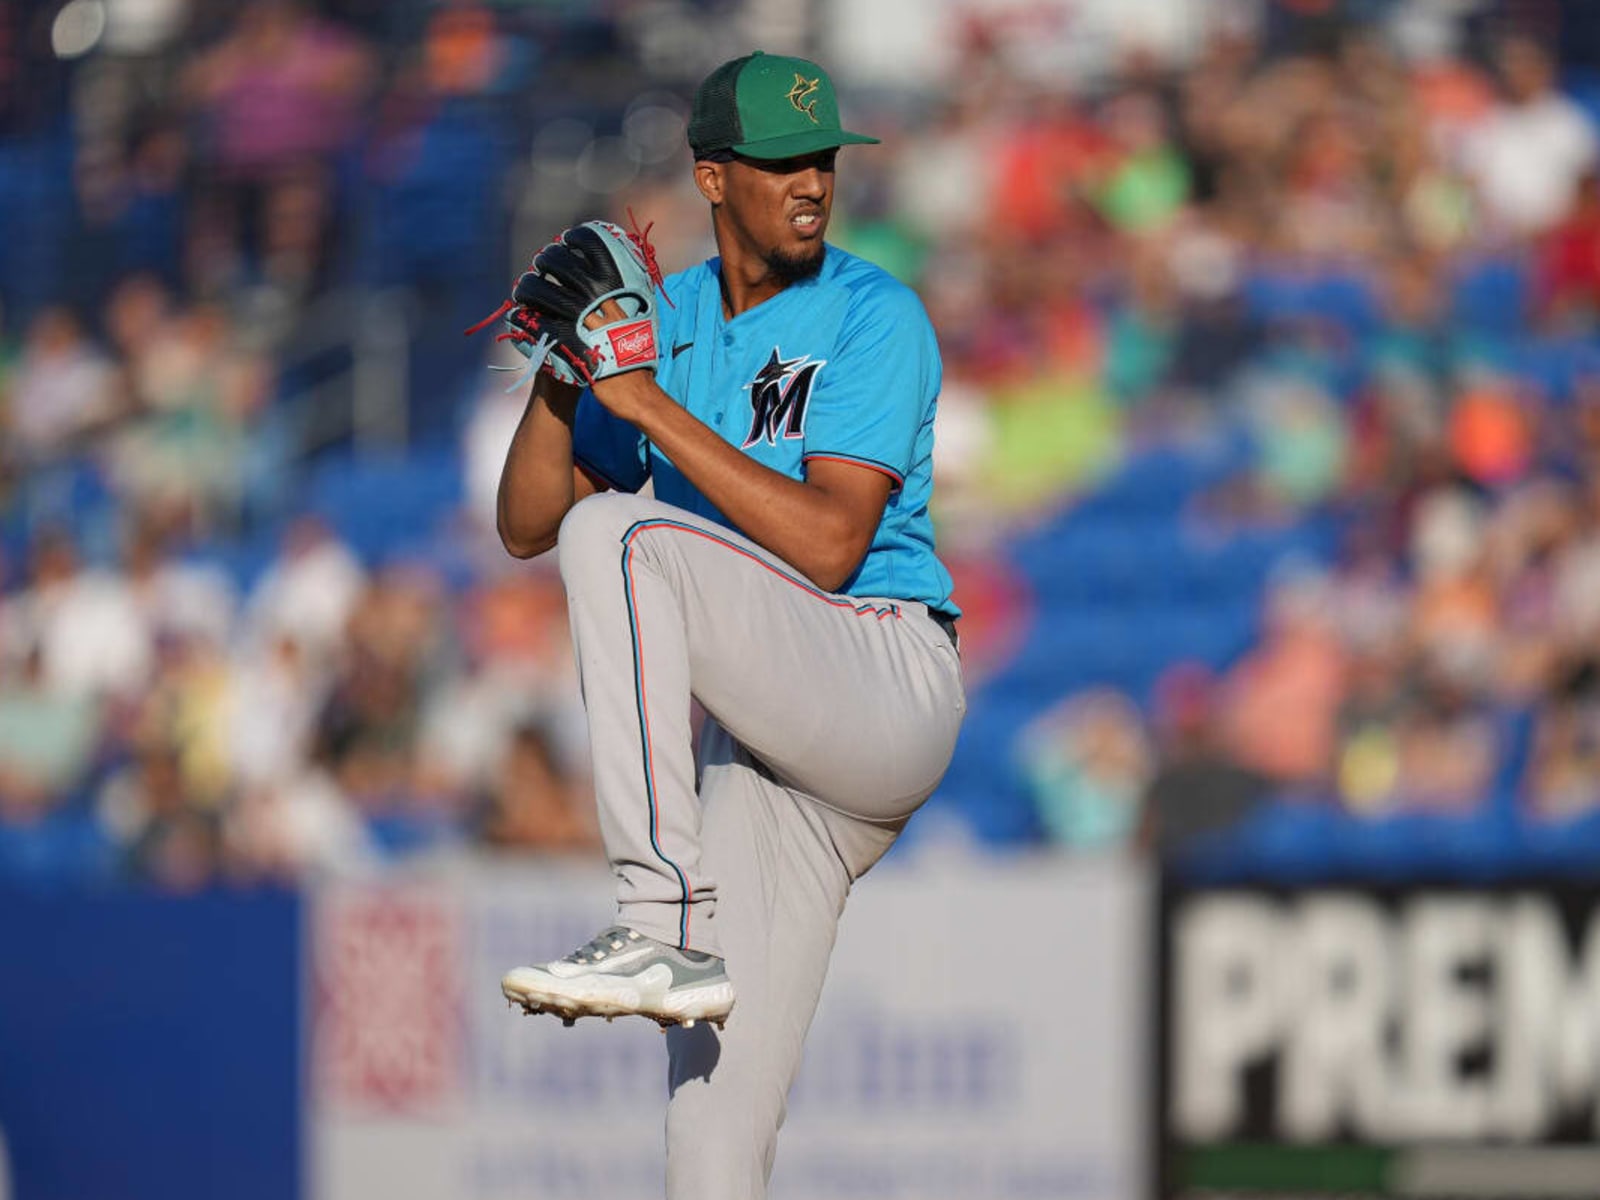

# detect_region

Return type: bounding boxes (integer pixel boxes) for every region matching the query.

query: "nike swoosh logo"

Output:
[672,342,693,359]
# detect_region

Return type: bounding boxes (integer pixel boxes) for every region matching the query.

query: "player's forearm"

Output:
[496,376,583,558]
[602,375,871,591]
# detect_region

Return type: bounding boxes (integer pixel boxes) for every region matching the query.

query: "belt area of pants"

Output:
[931,611,959,648]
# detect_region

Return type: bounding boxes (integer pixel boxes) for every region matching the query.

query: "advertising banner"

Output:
[1161,884,1600,1199]
[311,857,1149,1200]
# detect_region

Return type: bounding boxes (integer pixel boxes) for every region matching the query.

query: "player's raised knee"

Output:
[556,492,655,575]
[557,491,629,546]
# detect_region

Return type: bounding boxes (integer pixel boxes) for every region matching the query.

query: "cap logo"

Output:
[786,73,821,123]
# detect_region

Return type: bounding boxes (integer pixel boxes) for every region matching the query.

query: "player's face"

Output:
[717,148,836,282]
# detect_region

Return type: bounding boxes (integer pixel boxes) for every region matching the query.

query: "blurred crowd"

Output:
[0,0,648,885]
[0,506,601,887]
[959,2,1600,860]
[7,0,1600,886]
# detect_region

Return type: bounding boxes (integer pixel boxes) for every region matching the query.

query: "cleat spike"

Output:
[682,1018,696,1029]
[562,1016,576,1028]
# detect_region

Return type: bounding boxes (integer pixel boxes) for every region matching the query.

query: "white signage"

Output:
[1174,891,1600,1145]
[311,857,1149,1200]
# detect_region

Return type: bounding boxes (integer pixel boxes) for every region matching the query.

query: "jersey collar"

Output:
[705,245,840,326]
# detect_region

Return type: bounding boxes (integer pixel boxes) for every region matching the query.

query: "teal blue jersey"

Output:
[572,245,958,615]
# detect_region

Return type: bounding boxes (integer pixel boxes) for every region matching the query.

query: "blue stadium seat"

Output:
[0,811,115,889]
[1449,256,1531,336]
[306,450,464,565]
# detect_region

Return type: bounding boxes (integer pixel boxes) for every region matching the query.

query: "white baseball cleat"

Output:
[502,926,735,1029]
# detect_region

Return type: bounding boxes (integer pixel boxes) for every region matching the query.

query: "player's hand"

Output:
[586,299,659,424]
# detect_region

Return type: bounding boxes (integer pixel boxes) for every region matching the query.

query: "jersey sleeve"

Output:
[800,282,940,490]
[572,391,649,493]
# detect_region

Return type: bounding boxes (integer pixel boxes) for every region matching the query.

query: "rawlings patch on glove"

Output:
[466,214,667,389]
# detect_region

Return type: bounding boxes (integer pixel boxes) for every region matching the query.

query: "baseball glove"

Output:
[466,215,667,389]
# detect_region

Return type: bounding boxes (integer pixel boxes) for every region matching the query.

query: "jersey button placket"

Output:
[713,331,734,426]
[714,330,734,376]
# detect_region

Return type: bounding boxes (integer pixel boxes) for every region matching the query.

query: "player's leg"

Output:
[664,720,900,1200]
[501,492,959,1021]
[554,492,959,952]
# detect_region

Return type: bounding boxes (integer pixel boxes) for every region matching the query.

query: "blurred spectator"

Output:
[1460,34,1598,237]
[246,516,366,660]
[1393,657,1498,812]
[418,565,586,797]
[99,740,220,891]
[478,722,599,855]
[362,2,515,282]
[1144,663,1266,855]
[72,0,191,278]
[1409,486,1498,669]
[1448,369,1534,487]
[1220,572,1347,787]
[1333,646,1408,814]
[3,527,153,701]
[310,563,468,858]
[108,298,274,531]
[1553,481,1600,650]
[889,94,995,242]
[1019,689,1152,851]
[1524,659,1600,820]
[138,626,235,793]
[123,520,238,649]
[228,748,376,880]
[314,586,429,787]
[1092,90,1190,236]
[184,0,376,296]
[991,93,1109,246]
[1241,365,1349,513]
[0,644,101,823]
[229,632,320,792]
[5,308,120,462]
[1538,170,1600,327]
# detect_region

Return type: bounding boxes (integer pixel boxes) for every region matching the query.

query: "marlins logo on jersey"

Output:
[742,349,826,448]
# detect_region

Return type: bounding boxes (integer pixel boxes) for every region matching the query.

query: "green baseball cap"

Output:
[688,51,880,161]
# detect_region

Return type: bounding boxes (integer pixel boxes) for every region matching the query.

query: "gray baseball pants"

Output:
[555,492,966,1198]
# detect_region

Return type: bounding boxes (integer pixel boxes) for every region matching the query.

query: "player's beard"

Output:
[764,240,825,285]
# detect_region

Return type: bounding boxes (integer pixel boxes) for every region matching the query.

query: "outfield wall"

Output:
[0,857,1150,1200]
[0,888,301,1200]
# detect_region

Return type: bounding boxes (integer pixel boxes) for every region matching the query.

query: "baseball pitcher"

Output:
[480,51,966,1200]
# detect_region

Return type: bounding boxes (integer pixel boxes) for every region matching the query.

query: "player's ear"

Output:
[694,159,724,206]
